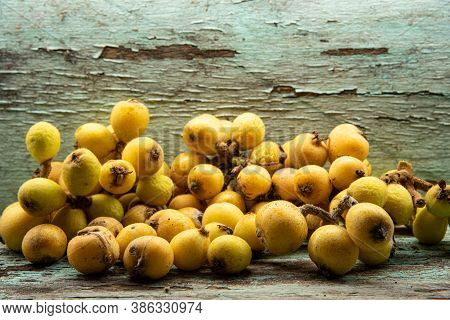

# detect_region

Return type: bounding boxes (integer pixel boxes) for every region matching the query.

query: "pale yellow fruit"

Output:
[249,141,284,174]
[67,226,120,274]
[136,174,174,206]
[204,222,233,241]
[148,209,195,242]
[110,99,149,143]
[250,201,269,214]
[75,123,117,159]
[121,137,164,177]
[18,178,67,217]
[62,148,102,196]
[209,190,246,213]
[169,152,207,189]
[88,217,123,237]
[121,204,156,227]
[0,202,48,252]
[22,224,67,265]
[168,194,204,211]
[99,159,136,194]
[327,128,369,162]
[329,156,366,190]
[188,164,224,200]
[202,203,244,230]
[308,225,359,276]
[347,177,388,207]
[233,213,264,251]
[116,223,157,259]
[237,165,271,200]
[170,228,210,271]
[207,235,252,273]
[293,165,332,205]
[26,121,60,163]
[156,161,170,176]
[182,114,224,155]
[232,112,265,151]
[413,207,448,245]
[283,133,328,168]
[51,206,88,240]
[383,183,414,225]
[346,203,394,252]
[272,168,298,201]
[424,183,450,218]
[86,194,124,221]
[123,236,173,279]
[363,159,372,176]
[256,200,308,255]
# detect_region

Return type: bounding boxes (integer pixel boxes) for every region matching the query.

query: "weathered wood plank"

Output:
[0,232,448,299]
[0,0,449,211]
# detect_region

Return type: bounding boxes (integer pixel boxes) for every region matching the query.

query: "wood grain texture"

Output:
[0,0,449,213]
[0,232,448,299]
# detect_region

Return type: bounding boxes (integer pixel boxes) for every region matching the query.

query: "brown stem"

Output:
[299,204,335,224]
[413,176,433,191]
[39,159,52,178]
[330,195,358,220]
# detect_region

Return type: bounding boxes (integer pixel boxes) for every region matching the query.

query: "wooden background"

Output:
[0,0,449,300]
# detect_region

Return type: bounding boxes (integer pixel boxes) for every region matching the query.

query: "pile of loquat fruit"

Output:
[0,99,448,279]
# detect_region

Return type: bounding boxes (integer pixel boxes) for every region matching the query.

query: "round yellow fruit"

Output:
[328,189,349,219]
[413,207,448,245]
[182,114,225,155]
[293,165,332,205]
[88,217,123,237]
[18,178,67,217]
[110,99,149,143]
[75,123,117,159]
[327,127,369,162]
[118,193,139,211]
[363,159,372,176]
[232,112,265,150]
[188,164,224,200]
[47,161,63,183]
[358,240,393,265]
[328,156,366,190]
[168,194,204,211]
[237,165,271,200]
[136,174,174,206]
[209,190,246,213]
[345,203,394,251]
[233,213,264,251]
[347,177,388,207]
[62,148,102,196]
[250,201,269,214]
[122,137,164,177]
[207,235,252,273]
[67,226,120,274]
[116,223,157,259]
[22,224,67,265]
[99,159,136,194]
[284,132,328,168]
[123,236,173,279]
[86,194,124,221]
[169,152,207,189]
[424,182,450,218]
[249,141,284,174]
[204,222,233,241]
[256,200,308,255]
[170,228,210,271]
[0,202,48,252]
[121,204,156,227]
[202,202,244,230]
[51,206,88,240]
[308,225,359,276]
[148,209,195,242]
[26,121,60,164]
[383,183,414,225]
[272,168,298,201]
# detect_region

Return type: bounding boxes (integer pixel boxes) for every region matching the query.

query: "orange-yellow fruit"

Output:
[233,213,264,251]
[88,217,123,237]
[202,203,244,230]
[51,206,88,240]
[121,204,156,227]
[148,209,195,242]
[136,174,174,207]
[249,141,284,174]
[116,223,157,259]
[209,190,246,212]
[293,165,332,205]
[178,207,203,228]
[170,228,210,271]
[188,164,224,200]
[237,165,271,200]
[75,123,117,159]
[168,194,203,210]
[121,137,164,177]
[182,114,225,156]
[99,159,136,194]
[207,235,252,273]
[48,162,63,183]
[22,224,67,265]
[110,99,149,143]
[329,156,366,190]
[272,168,298,201]
[169,152,207,189]
[283,132,328,168]
[232,112,265,151]
[204,222,233,241]
[327,125,369,162]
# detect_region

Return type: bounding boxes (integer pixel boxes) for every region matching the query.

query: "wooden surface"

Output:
[0,0,449,299]
[0,232,449,299]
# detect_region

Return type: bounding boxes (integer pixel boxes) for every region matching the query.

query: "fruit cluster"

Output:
[0,99,448,278]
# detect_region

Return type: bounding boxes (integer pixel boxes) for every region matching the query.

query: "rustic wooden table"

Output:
[0,0,449,299]
[0,232,449,299]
